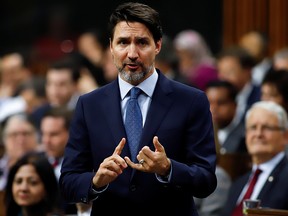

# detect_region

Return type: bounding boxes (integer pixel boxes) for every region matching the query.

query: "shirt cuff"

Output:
[89,184,109,201]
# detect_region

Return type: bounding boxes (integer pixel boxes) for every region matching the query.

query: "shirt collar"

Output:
[253,152,285,172]
[119,69,158,100]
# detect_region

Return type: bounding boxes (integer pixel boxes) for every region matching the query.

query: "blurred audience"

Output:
[174,29,218,90]
[76,28,108,87]
[4,151,64,216]
[217,45,261,127]
[29,56,81,130]
[102,46,118,83]
[40,106,78,215]
[0,114,40,191]
[238,30,272,86]
[155,34,186,83]
[0,77,47,124]
[273,47,288,71]
[205,80,246,154]
[0,51,33,99]
[194,164,231,216]
[222,101,288,215]
[261,69,288,113]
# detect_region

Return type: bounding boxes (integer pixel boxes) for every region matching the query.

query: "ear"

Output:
[155,38,162,55]
[109,38,114,56]
[283,130,288,144]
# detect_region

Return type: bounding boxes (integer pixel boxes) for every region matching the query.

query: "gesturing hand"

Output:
[125,136,171,176]
[92,138,128,188]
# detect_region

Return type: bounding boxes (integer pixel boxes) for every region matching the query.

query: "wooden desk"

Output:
[247,208,288,216]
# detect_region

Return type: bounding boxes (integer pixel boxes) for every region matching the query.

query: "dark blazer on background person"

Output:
[220,120,247,154]
[60,70,217,215]
[222,156,288,216]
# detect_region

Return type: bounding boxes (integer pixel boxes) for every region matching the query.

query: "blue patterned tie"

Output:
[125,87,143,162]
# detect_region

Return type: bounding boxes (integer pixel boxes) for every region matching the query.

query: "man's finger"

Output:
[153,136,164,152]
[114,138,126,155]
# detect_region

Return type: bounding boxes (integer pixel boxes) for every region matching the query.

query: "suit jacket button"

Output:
[130,184,136,191]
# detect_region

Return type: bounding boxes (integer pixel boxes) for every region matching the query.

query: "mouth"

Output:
[125,63,139,71]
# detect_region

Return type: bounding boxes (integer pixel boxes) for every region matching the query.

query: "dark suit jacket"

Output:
[60,70,217,216]
[220,120,247,154]
[222,155,288,216]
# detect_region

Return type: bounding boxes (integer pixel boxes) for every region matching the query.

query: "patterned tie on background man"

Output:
[125,87,143,162]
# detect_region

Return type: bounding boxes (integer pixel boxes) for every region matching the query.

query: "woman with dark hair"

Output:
[4,151,63,216]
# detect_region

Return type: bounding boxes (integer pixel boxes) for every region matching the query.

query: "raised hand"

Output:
[92,138,128,188]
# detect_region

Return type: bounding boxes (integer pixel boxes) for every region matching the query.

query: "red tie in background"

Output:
[52,158,59,168]
[232,168,262,216]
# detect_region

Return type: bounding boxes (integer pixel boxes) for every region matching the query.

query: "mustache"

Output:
[123,60,143,67]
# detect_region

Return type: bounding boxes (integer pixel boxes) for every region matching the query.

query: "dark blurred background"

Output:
[0,0,223,56]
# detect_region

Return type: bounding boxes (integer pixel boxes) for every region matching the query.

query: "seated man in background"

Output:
[205,80,246,154]
[222,101,288,216]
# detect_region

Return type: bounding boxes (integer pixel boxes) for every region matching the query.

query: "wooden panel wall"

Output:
[222,0,288,57]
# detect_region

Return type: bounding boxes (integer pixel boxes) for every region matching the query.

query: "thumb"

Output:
[153,136,164,152]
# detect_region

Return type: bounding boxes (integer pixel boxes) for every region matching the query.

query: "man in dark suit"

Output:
[60,2,217,216]
[205,79,247,154]
[222,101,288,216]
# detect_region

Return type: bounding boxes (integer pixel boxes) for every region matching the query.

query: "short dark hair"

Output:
[109,2,163,43]
[42,106,74,130]
[262,69,288,110]
[206,79,238,102]
[217,45,256,69]
[49,56,81,83]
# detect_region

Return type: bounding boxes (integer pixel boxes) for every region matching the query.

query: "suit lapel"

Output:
[101,74,174,178]
[102,81,129,156]
[258,156,287,198]
[140,72,174,151]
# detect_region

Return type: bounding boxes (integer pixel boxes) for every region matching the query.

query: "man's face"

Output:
[110,21,161,85]
[217,57,249,91]
[40,116,68,158]
[4,118,38,163]
[261,83,284,106]
[246,107,287,162]
[46,69,76,106]
[206,87,236,129]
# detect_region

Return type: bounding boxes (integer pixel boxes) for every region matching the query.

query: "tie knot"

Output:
[130,87,142,99]
[255,168,262,176]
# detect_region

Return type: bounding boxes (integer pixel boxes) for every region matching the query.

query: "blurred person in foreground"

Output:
[60,2,217,216]
[222,101,288,216]
[4,151,64,216]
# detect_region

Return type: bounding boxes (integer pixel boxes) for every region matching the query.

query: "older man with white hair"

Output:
[222,101,288,216]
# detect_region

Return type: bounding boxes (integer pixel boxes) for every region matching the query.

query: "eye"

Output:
[138,39,149,46]
[13,178,23,185]
[117,38,128,45]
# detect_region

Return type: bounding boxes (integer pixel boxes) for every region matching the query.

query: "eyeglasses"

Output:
[5,130,35,139]
[246,124,285,133]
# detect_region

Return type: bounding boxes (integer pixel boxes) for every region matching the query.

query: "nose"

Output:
[19,181,29,191]
[127,44,139,60]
